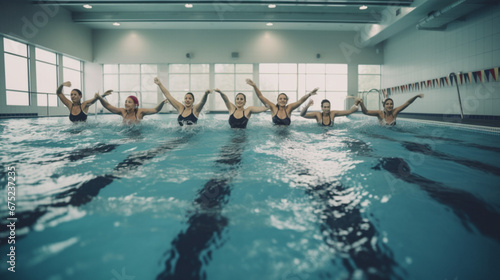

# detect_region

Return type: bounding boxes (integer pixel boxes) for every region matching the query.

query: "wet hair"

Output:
[185,92,195,103]
[276,93,288,107]
[235,92,246,102]
[72,89,82,97]
[321,99,331,107]
[127,95,139,108]
[382,98,394,106]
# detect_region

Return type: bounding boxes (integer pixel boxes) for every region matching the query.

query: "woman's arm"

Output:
[359,99,381,116]
[83,89,112,109]
[95,92,123,115]
[139,99,169,116]
[214,88,235,113]
[194,89,211,114]
[393,94,424,115]
[246,106,269,118]
[288,87,319,112]
[56,81,73,109]
[300,99,319,119]
[246,79,276,112]
[154,77,184,112]
[331,97,361,117]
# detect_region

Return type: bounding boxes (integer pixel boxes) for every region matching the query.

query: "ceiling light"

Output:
[268,4,276,8]
[83,4,92,9]
[266,22,273,26]
[359,5,368,10]
[112,22,120,26]
[185,3,193,8]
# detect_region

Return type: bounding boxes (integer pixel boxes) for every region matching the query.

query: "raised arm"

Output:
[394,94,424,115]
[83,89,111,109]
[194,89,212,113]
[300,99,318,119]
[288,88,318,112]
[140,99,169,116]
[246,79,276,111]
[56,81,73,109]
[332,97,361,117]
[246,105,269,118]
[359,99,381,116]
[214,88,235,112]
[154,77,183,112]
[95,92,123,115]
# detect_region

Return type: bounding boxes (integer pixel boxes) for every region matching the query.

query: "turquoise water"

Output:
[1,113,499,280]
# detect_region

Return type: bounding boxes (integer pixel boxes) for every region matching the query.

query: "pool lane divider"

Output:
[157,131,246,280]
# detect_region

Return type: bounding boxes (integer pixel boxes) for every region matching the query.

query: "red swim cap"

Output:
[127,95,139,107]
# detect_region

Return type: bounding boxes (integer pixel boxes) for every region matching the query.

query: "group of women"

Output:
[56,78,424,127]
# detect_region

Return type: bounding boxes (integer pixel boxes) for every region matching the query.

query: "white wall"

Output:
[381,5,500,116]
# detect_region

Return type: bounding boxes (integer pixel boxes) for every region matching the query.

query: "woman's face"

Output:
[235,94,246,107]
[125,98,136,110]
[277,94,288,107]
[384,100,394,112]
[70,90,81,103]
[184,94,194,107]
[322,102,331,114]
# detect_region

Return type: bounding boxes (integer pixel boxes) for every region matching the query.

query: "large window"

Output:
[63,56,83,102]
[259,63,298,106]
[168,64,210,108]
[4,38,30,106]
[358,65,381,110]
[36,47,58,107]
[214,64,253,111]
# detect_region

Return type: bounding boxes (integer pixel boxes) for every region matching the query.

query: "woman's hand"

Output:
[205,89,212,95]
[309,88,319,96]
[62,81,71,87]
[214,88,222,93]
[102,90,113,97]
[154,77,161,85]
[246,79,256,87]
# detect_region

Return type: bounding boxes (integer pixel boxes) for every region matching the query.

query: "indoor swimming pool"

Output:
[0,113,499,280]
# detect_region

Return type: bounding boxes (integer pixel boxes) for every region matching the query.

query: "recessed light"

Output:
[113,22,120,26]
[268,4,276,8]
[266,22,273,26]
[359,5,368,10]
[83,4,92,9]
[185,3,193,8]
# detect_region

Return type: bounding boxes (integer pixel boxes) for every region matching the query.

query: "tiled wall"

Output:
[381,5,500,116]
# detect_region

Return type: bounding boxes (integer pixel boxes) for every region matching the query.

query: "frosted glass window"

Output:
[63,56,80,71]
[326,92,347,111]
[326,74,347,91]
[36,62,57,93]
[37,94,48,107]
[236,64,253,73]
[191,64,209,73]
[49,94,58,107]
[169,64,189,73]
[215,64,234,73]
[259,74,279,91]
[279,64,297,74]
[169,74,189,91]
[120,64,140,74]
[358,75,380,91]
[63,68,81,94]
[260,63,279,73]
[141,64,157,73]
[326,64,348,74]
[141,91,157,107]
[104,64,118,74]
[141,74,157,91]
[119,74,140,91]
[5,54,29,91]
[236,74,252,90]
[306,64,326,73]
[35,48,56,64]
[6,91,29,106]
[4,38,27,57]
[190,74,209,91]
[305,75,325,91]
[215,74,235,91]
[358,65,380,74]
[278,74,297,91]
[104,75,118,91]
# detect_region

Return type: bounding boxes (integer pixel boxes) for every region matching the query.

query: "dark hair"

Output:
[72,89,82,97]
[382,98,393,106]
[235,92,246,102]
[321,99,330,107]
[185,92,195,103]
[276,93,288,107]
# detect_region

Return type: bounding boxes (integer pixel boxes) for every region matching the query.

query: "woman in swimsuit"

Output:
[215,89,269,129]
[56,81,103,122]
[300,98,362,126]
[94,91,168,124]
[359,94,424,126]
[154,77,211,126]
[246,79,318,126]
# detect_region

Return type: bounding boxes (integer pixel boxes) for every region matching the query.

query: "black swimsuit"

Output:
[321,114,333,127]
[229,110,249,128]
[69,104,87,122]
[272,109,291,126]
[178,108,198,126]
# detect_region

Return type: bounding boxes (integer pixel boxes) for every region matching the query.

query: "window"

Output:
[63,56,83,103]
[259,63,298,106]
[35,47,58,107]
[299,64,348,111]
[4,38,30,106]
[168,64,210,109]
[214,64,253,111]
[358,65,381,110]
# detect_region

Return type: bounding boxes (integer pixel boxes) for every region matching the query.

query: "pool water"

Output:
[1,113,499,280]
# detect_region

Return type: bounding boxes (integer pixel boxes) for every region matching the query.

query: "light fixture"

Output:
[113,22,120,26]
[185,3,193,8]
[359,5,368,10]
[268,4,276,8]
[266,22,273,26]
[83,4,92,9]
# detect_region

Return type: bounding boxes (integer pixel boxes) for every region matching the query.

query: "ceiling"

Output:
[30,0,497,46]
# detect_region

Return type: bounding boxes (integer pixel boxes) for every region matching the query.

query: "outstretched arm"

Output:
[246,79,276,112]
[56,81,73,109]
[154,77,184,112]
[95,92,123,115]
[246,105,269,118]
[215,88,235,113]
[140,99,169,116]
[83,89,111,109]
[300,99,318,119]
[332,97,361,117]
[359,99,381,116]
[288,87,318,112]
[394,94,424,115]
[194,89,211,113]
